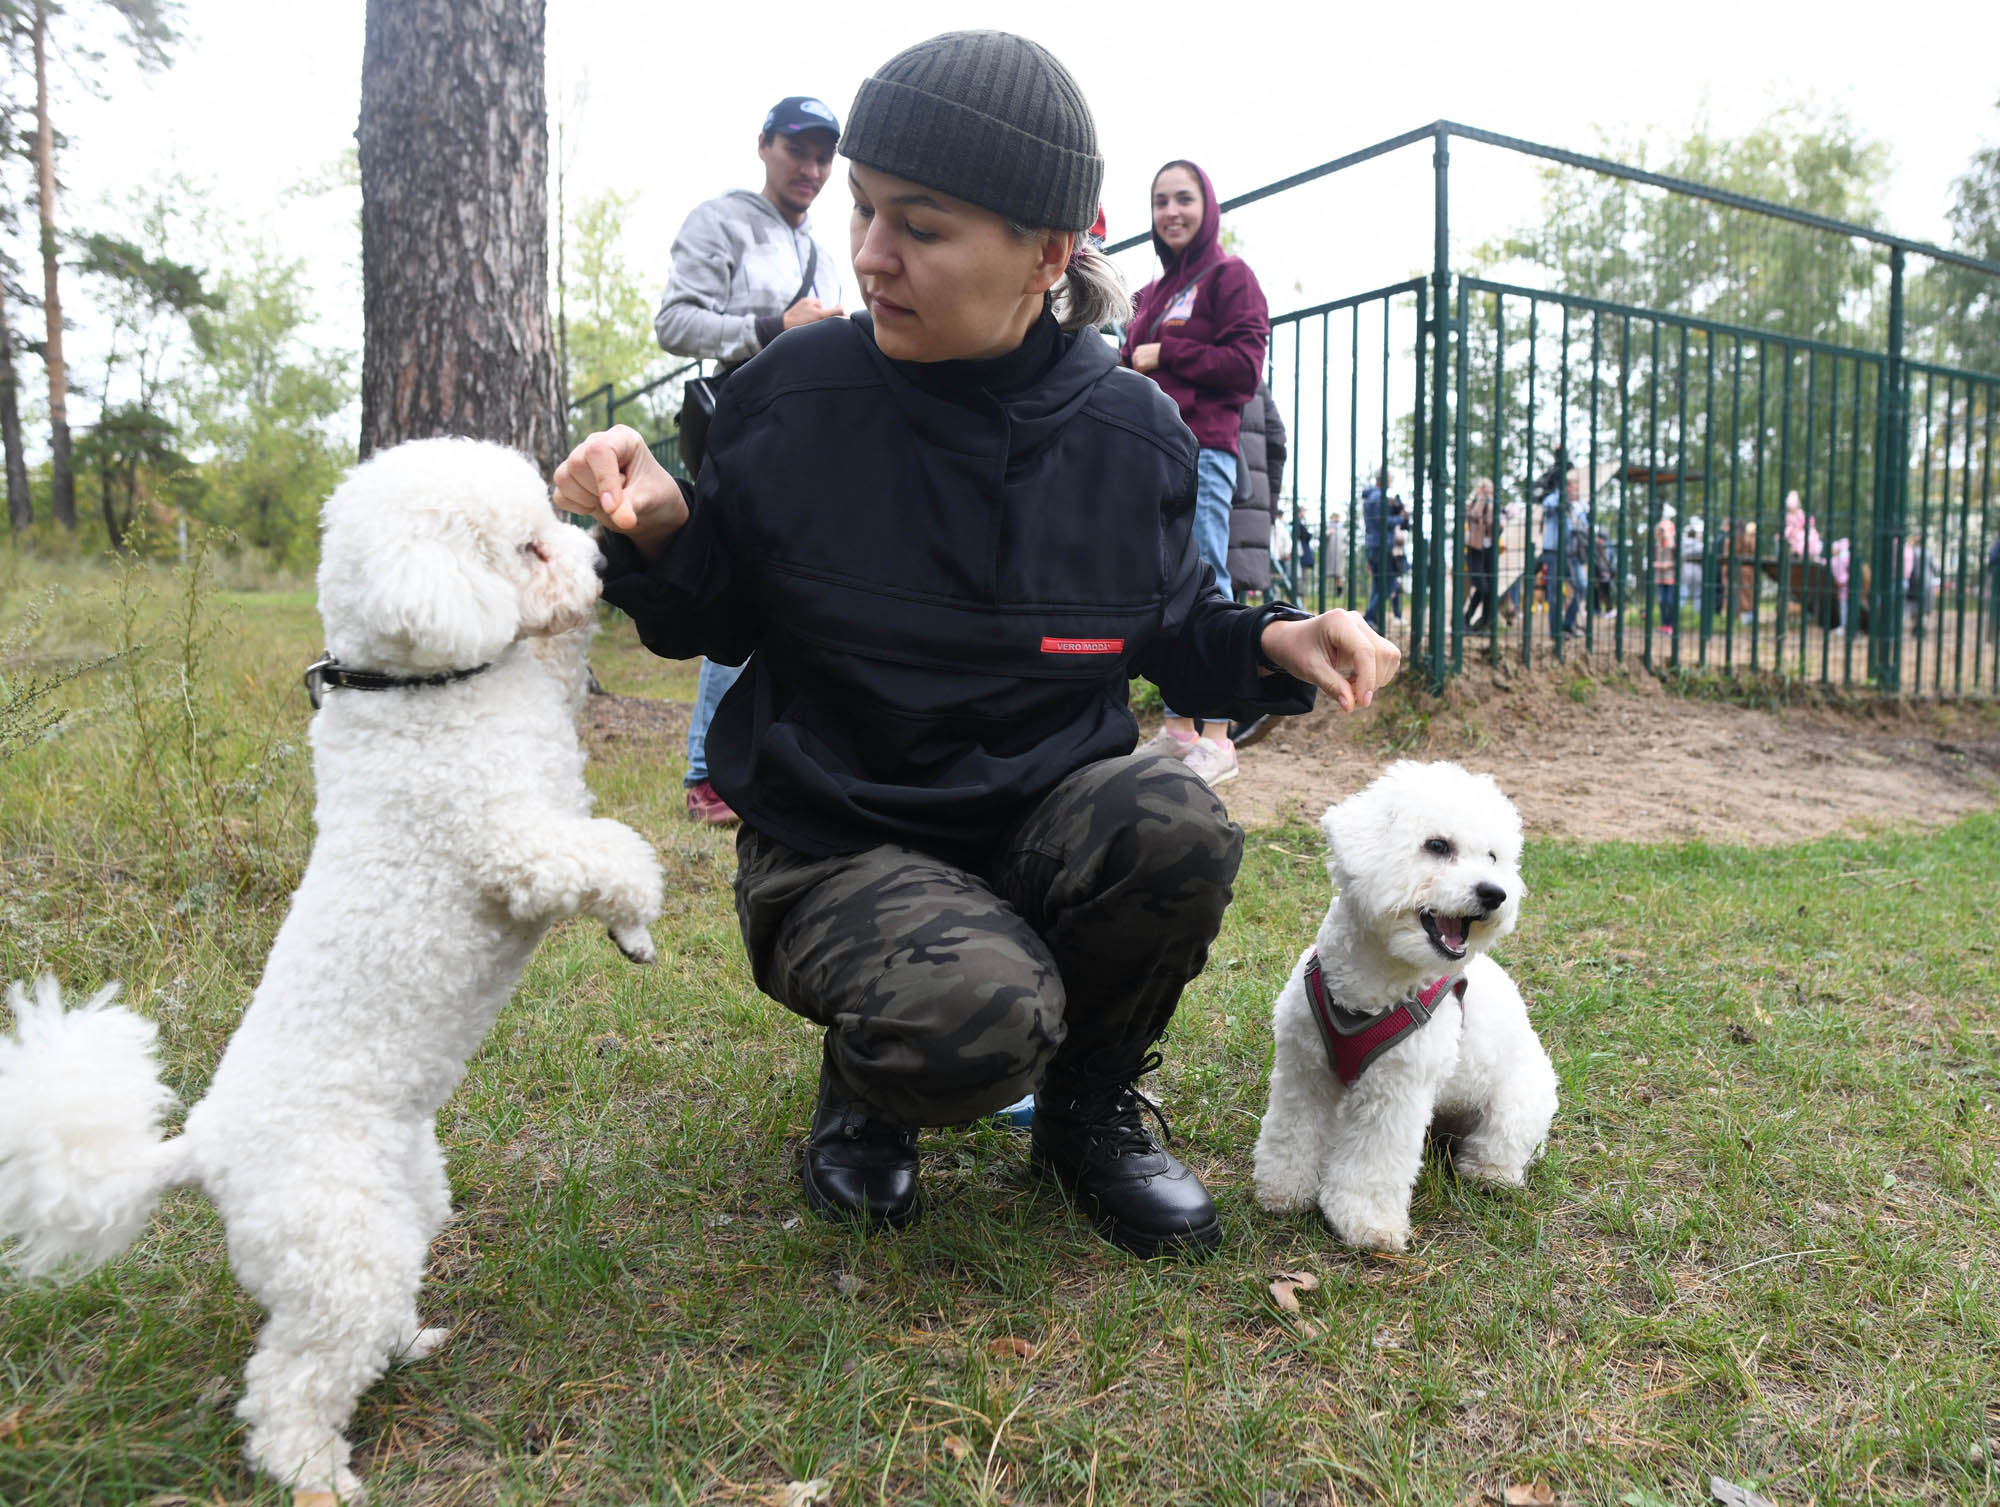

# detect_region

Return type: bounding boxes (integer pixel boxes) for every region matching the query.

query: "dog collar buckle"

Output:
[1303,951,1465,1087]
[302,655,333,711]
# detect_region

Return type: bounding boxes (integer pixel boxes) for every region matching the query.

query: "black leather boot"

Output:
[1030,1050,1220,1257]
[803,1043,920,1230]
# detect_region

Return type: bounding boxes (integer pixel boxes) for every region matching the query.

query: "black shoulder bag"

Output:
[676,241,819,478]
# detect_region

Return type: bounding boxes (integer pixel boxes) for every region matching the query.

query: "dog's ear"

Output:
[1319,800,1355,886]
[361,536,521,670]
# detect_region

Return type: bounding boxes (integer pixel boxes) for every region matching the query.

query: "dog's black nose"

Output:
[1474,882,1507,913]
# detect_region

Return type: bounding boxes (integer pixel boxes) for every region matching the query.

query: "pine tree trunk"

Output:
[357,0,562,476]
[99,452,124,554]
[0,281,30,532]
[32,3,74,529]
[555,113,569,413]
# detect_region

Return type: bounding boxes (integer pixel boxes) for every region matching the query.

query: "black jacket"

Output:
[600,312,1314,866]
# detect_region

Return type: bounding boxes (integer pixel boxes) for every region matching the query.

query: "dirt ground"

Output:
[583,670,2000,847]
[1220,663,2000,844]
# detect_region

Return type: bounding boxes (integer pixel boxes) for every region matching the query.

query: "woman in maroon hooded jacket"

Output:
[1120,160,1271,787]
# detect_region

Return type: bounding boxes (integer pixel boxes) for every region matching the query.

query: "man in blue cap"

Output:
[656,96,846,826]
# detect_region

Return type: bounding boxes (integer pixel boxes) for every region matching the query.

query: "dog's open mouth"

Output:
[1419,909,1471,960]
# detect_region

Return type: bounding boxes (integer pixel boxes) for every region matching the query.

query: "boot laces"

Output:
[1062,1050,1172,1158]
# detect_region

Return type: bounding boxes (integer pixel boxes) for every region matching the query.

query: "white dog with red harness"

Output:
[1252,760,1558,1252]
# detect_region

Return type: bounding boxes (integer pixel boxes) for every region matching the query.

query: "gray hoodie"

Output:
[654,189,842,367]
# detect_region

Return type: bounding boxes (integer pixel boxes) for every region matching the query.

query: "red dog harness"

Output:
[1303,951,1467,1086]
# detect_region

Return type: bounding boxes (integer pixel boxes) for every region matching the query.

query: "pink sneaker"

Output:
[1137,727,1200,761]
[685,779,740,827]
[1181,737,1238,787]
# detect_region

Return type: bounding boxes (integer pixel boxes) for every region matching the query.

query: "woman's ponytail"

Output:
[1051,237,1129,333]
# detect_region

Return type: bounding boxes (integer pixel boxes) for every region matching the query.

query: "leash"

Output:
[1303,950,1467,1086]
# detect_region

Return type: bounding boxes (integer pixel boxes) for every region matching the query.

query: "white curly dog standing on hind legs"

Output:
[1253,760,1559,1253]
[0,437,665,1503]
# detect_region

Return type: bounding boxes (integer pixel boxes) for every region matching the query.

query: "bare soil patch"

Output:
[582,690,689,749]
[1221,663,2000,844]
[581,673,2000,847]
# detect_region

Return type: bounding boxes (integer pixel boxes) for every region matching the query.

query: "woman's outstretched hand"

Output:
[553,426,687,558]
[1257,608,1401,712]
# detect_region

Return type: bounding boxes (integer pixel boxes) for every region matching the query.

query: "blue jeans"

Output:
[1192,448,1235,601]
[1163,447,1236,721]
[1364,546,1401,630]
[1543,549,1584,635]
[685,656,744,787]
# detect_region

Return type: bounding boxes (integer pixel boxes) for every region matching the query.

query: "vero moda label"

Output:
[1040,637,1125,655]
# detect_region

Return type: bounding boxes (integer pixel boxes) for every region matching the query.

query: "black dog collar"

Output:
[302,654,495,711]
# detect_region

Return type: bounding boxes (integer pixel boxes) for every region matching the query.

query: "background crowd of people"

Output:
[645,81,1998,788]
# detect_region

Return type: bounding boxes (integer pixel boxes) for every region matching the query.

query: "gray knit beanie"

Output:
[839,30,1103,232]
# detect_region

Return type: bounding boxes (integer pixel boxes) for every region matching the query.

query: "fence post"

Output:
[1873,248,1906,692]
[1428,122,1452,686]
[1413,281,1428,674]
[1452,277,1470,677]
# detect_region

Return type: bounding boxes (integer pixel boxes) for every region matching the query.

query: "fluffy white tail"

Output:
[0,976,191,1279]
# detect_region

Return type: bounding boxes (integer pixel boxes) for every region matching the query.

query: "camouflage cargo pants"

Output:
[734,753,1243,1126]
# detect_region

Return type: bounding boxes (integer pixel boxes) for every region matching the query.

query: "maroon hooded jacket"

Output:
[1119,161,1270,455]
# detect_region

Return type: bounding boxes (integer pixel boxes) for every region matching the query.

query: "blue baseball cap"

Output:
[763,96,841,138]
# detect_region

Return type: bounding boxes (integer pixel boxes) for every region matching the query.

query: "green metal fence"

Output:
[583,122,1999,696]
[1901,361,1999,695]
[567,358,704,485]
[1108,120,2000,698]
[1264,280,1428,617]
[1452,279,1903,687]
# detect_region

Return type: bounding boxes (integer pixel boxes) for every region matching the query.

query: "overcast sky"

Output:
[41,0,2000,431]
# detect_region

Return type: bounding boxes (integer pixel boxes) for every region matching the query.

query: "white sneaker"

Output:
[1182,737,1239,787]
[1138,728,1200,761]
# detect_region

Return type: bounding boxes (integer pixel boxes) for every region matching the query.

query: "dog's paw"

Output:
[391,1325,451,1365]
[290,1464,365,1505]
[1255,1185,1318,1216]
[609,923,656,965]
[1252,1166,1320,1215]
[1320,1192,1411,1253]
[293,1470,365,1506]
[1454,1151,1529,1189]
[599,820,664,905]
[1333,1218,1410,1254]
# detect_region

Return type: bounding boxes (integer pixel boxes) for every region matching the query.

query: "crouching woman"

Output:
[556,30,1399,1257]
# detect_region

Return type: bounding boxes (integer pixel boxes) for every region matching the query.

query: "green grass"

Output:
[2,562,1997,1505]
